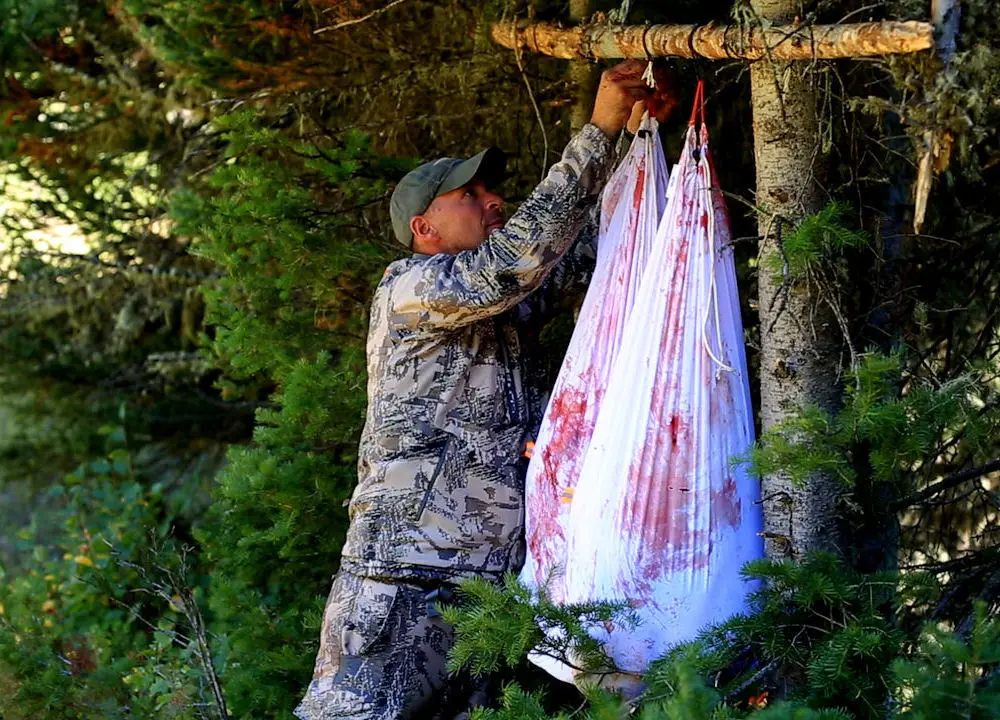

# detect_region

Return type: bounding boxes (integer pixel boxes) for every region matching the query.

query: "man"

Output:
[295,59,676,720]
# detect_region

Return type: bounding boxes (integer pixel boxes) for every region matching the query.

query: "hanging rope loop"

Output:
[689,80,733,377]
[687,78,706,127]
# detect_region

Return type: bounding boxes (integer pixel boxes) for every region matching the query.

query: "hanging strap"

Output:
[687,79,706,128]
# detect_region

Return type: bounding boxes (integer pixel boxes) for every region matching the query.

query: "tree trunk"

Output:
[567,0,598,133]
[490,20,933,61]
[751,0,842,559]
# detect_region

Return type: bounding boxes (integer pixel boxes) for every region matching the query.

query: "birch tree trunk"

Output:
[751,0,842,559]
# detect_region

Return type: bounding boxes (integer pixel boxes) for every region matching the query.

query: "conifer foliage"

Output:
[2,0,1000,719]
[442,553,1000,719]
[170,107,405,716]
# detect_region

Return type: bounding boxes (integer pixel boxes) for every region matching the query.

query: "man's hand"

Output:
[590,60,653,139]
[626,65,680,135]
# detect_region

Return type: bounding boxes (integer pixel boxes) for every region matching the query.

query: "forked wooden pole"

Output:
[913,0,960,232]
[491,9,942,564]
[490,20,933,61]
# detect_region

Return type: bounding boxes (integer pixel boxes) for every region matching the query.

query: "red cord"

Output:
[687,80,706,127]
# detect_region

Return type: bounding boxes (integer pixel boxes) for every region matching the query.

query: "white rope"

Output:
[697,145,734,377]
[642,61,656,89]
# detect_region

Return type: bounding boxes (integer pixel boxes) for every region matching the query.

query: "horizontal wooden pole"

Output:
[490,20,934,61]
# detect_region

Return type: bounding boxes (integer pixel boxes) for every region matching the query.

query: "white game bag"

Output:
[522,83,763,682]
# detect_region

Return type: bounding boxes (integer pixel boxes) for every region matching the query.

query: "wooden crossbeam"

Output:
[490,20,934,61]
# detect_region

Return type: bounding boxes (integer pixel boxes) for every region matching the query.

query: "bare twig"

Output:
[816,265,860,372]
[106,537,230,720]
[722,658,780,703]
[765,220,793,334]
[902,548,1000,574]
[513,32,550,182]
[314,0,412,34]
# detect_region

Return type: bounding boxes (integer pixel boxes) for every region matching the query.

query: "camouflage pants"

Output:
[294,570,456,720]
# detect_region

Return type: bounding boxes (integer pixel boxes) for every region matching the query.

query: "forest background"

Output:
[2,0,1000,718]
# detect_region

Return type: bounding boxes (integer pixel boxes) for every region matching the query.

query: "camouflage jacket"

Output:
[340,123,620,583]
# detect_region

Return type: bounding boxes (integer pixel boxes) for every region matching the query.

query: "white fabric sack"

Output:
[519,116,669,682]
[522,99,763,681]
[520,114,669,607]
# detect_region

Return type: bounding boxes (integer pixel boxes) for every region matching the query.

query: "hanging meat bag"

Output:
[563,82,763,675]
[519,112,670,622]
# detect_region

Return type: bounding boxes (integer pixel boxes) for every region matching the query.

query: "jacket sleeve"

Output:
[522,129,636,311]
[384,124,617,333]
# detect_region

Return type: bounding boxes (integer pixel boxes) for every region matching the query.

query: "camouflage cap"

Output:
[390,147,506,248]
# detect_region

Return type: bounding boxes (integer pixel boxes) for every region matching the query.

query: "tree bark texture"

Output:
[568,0,599,133]
[750,0,843,559]
[490,19,933,61]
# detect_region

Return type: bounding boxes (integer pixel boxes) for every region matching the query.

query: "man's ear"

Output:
[410,215,439,253]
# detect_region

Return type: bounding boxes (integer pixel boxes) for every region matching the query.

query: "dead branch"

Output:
[893,458,1000,512]
[314,0,411,34]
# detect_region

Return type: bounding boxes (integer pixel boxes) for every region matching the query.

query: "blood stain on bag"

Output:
[710,476,742,531]
[630,164,646,212]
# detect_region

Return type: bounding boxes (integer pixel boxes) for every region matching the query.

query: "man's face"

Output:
[420,179,505,254]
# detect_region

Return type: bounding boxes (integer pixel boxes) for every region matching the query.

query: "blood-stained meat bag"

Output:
[519,112,669,609]
[520,84,764,682]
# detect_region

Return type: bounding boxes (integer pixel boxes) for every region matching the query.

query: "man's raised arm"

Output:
[385,61,654,333]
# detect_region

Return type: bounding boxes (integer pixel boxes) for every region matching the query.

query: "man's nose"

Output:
[483,191,504,210]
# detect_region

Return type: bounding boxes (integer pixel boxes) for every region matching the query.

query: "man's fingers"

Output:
[591,60,655,136]
[603,59,646,82]
[608,58,646,75]
[607,73,647,88]
[598,78,650,106]
[621,78,653,92]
